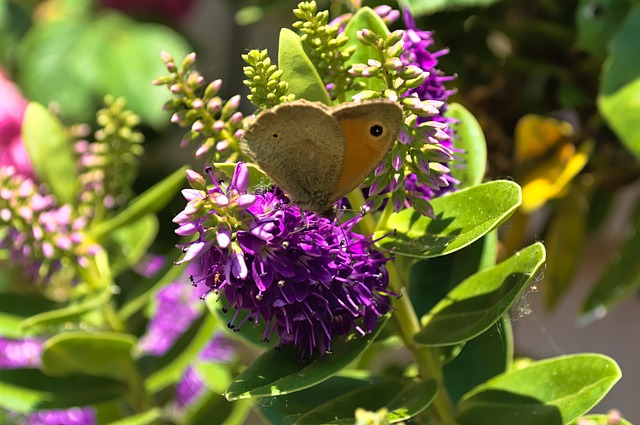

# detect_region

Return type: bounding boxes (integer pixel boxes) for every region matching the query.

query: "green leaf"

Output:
[295,379,437,424]
[0,294,56,338]
[21,102,78,205]
[90,166,187,240]
[17,19,101,123]
[0,369,127,413]
[92,12,191,129]
[409,231,498,318]
[105,408,162,425]
[580,199,640,322]
[259,373,427,424]
[17,11,191,127]
[575,0,631,60]
[414,242,545,346]
[598,4,640,159]
[183,391,234,425]
[375,181,521,258]
[225,316,390,400]
[446,102,487,188]
[401,0,503,16]
[543,190,588,310]
[343,7,390,99]
[443,317,513,403]
[278,28,331,104]
[457,354,622,425]
[18,289,112,336]
[41,332,137,381]
[109,214,159,276]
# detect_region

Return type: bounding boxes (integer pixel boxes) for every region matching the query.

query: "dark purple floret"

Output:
[174,163,394,357]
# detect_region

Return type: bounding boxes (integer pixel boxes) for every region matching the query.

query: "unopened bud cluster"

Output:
[242,49,294,110]
[0,167,98,287]
[76,96,144,216]
[349,29,455,217]
[154,51,246,163]
[293,1,356,99]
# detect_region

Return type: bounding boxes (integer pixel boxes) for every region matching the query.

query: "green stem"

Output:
[388,258,458,424]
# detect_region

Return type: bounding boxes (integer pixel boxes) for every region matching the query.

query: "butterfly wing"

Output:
[329,99,403,202]
[241,100,345,211]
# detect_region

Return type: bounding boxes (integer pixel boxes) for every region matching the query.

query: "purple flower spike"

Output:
[175,163,395,357]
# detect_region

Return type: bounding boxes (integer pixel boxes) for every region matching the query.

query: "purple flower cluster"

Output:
[138,271,205,356]
[0,167,98,285]
[174,163,393,357]
[399,8,458,204]
[0,337,96,425]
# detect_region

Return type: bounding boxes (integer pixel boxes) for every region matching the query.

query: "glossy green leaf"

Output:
[446,102,487,188]
[544,190,588,311]
[375,181,521,258]
[144,312,217,394]
[21,102,78,205]
[109,214,159,276]
[278,28,330,104]
[409,231,498,318]
[105,409,162,425]
[343,7,389,99]
[225,316,390,400]
[569,414,632,425]
[90,166,187,240]
[259,373,420,424]
[581,199,640,322]
[0,369,127,413]
[18,289,112,336]
[415,242,545,346]
[41,332,137,381]
[0,294,56,338]
[575,0,631,59]
[598,4,640,159]
[401,0,503,16]
[295,379,437,424]
[457,354,622,425]
[443,317,513,403]
[184,391,234,425]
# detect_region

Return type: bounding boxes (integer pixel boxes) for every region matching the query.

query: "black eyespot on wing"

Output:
[370,124,383,137]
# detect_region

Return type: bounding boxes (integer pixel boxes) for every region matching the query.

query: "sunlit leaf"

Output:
[374,181,521,258]
[415,243,545,346]
[225,316,389,400]
[22,102,78,205]
[457,354,621,425]
[598,4,640,159]
[278,28,330,104]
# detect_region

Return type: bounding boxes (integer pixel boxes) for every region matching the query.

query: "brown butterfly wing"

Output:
[329,99,403,202]
[241,100,345,211]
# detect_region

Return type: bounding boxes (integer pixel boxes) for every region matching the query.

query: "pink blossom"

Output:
[0,68,32,179]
